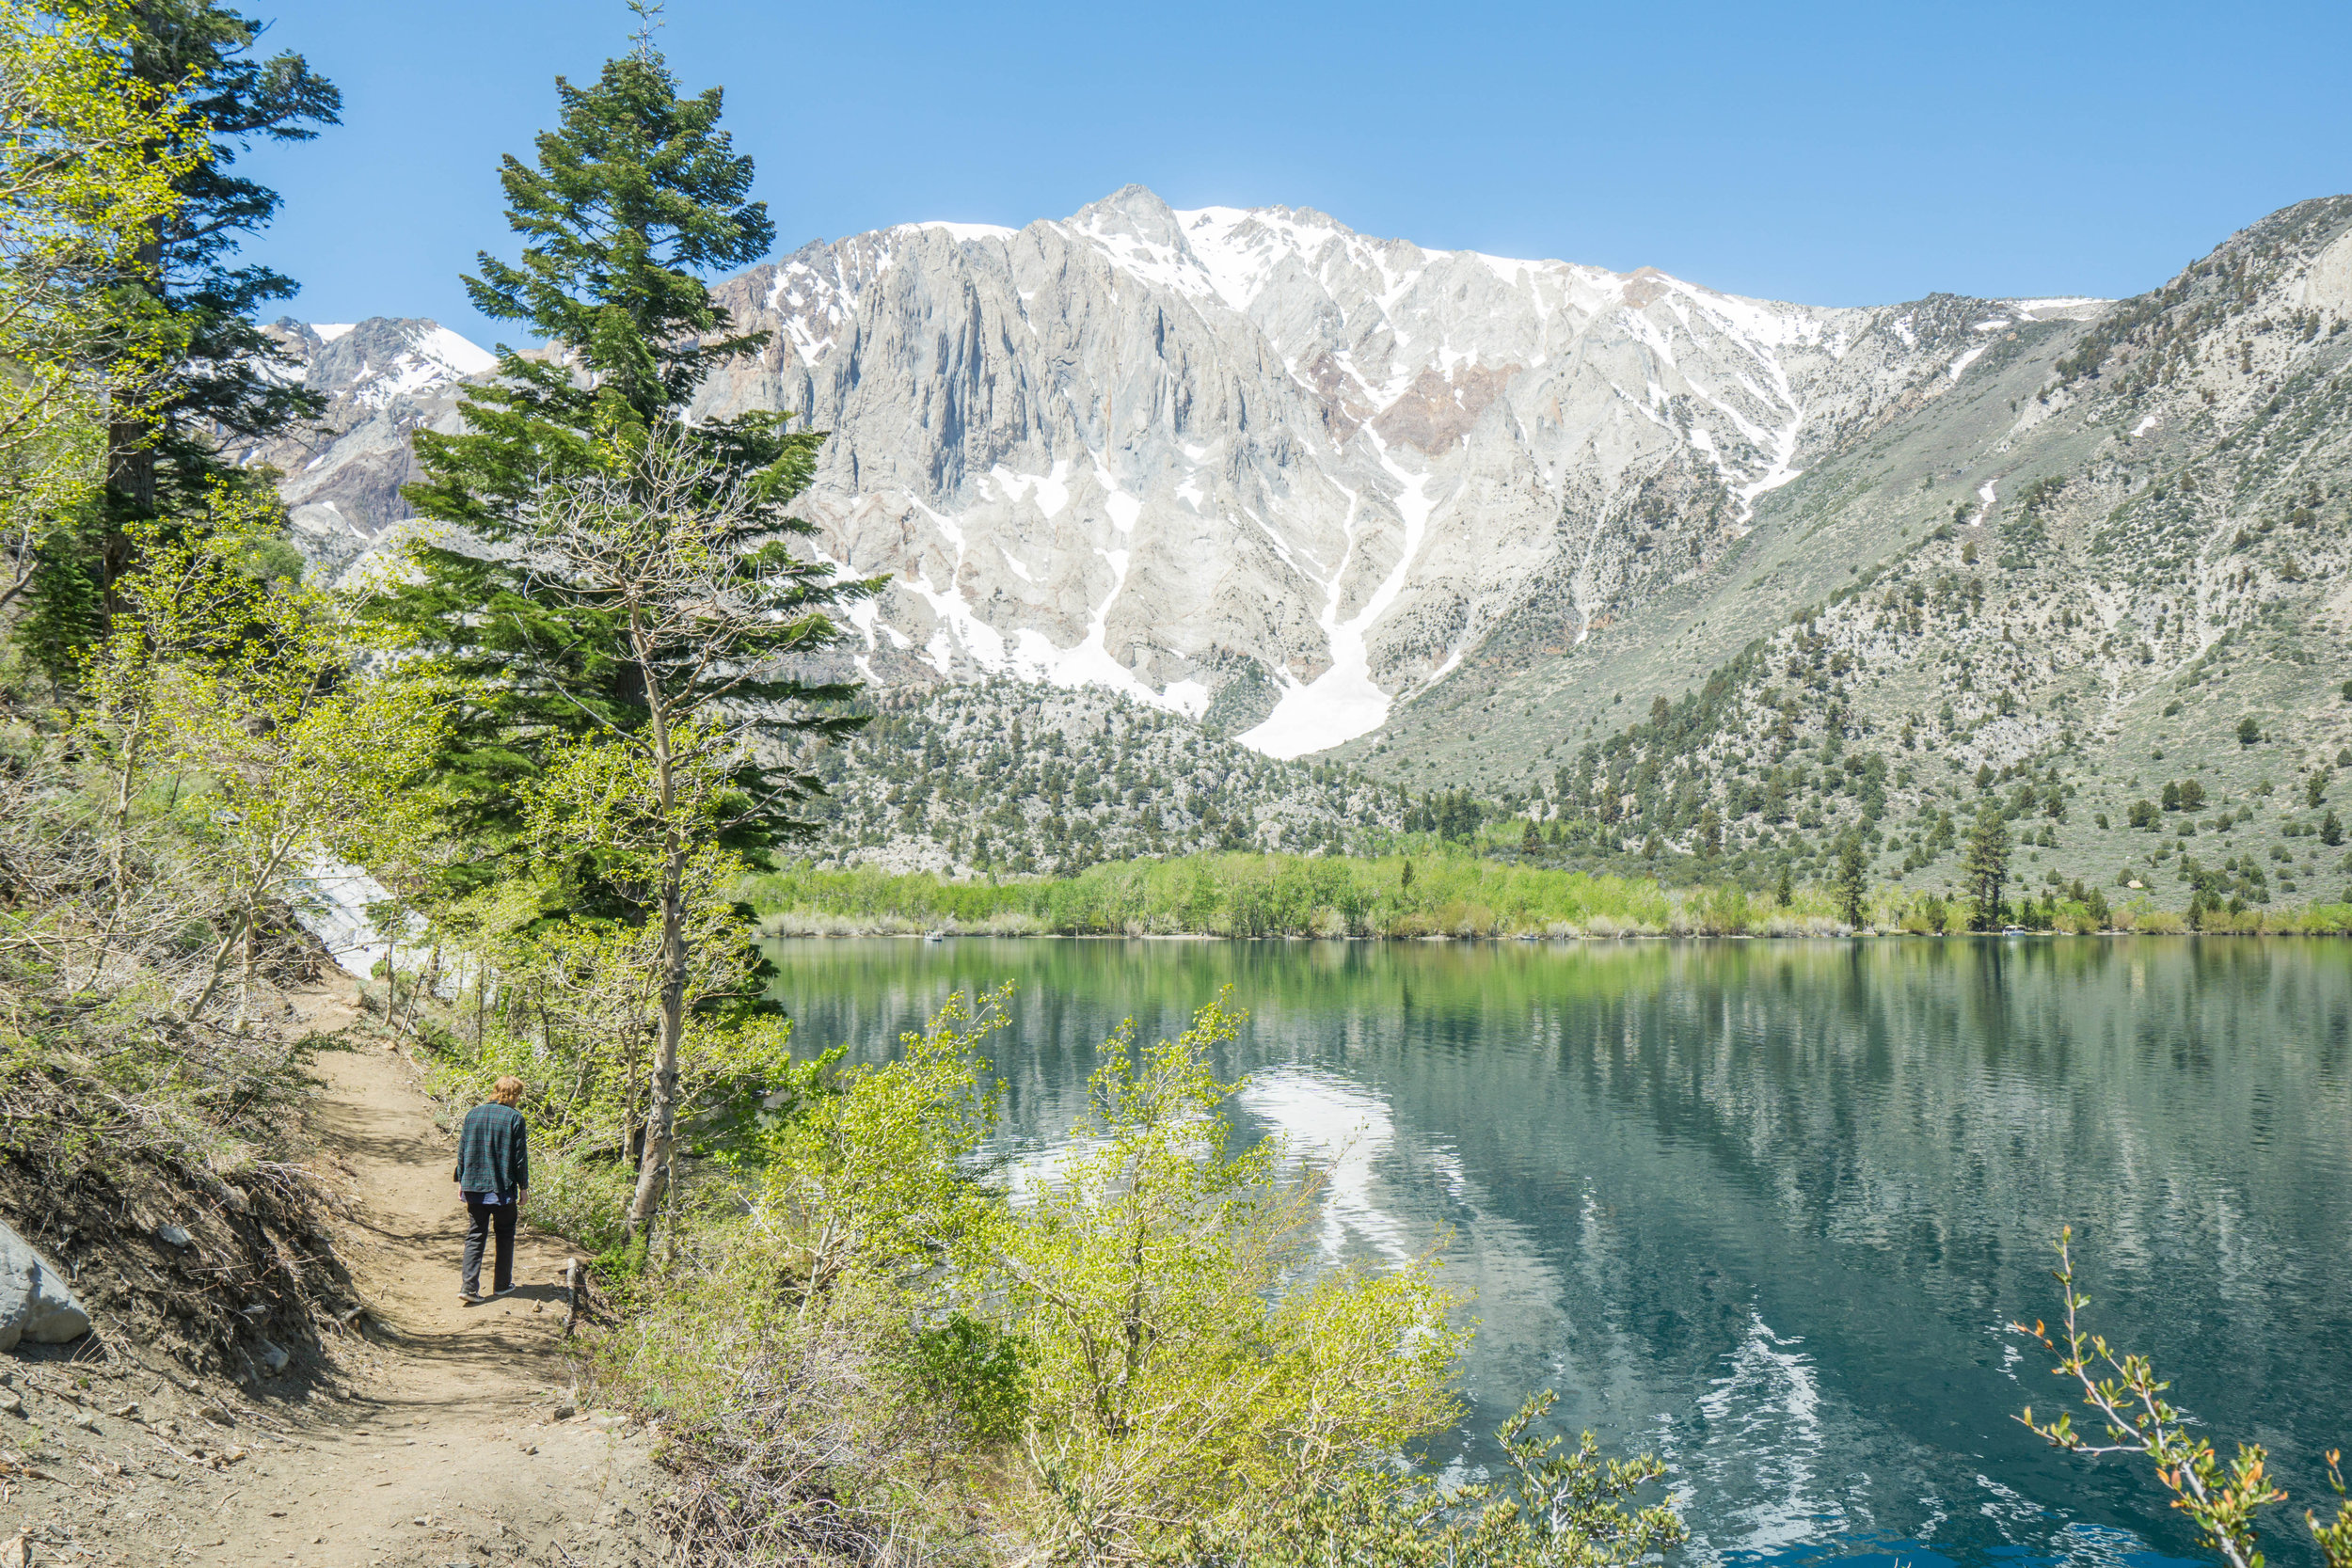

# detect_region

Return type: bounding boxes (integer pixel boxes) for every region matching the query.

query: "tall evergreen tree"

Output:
[370,32,869,885]
[119,1,339,515]
[1963,805,2010,932]
[1834,835,1867,929]
[23,0,339,661]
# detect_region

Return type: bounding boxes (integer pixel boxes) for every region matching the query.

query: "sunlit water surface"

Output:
[762,936,2352,1568]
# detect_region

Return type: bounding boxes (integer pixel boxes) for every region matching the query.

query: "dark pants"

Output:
[461,1196,517,1294]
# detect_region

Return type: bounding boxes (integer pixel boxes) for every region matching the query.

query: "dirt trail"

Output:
[23,979,665,1567]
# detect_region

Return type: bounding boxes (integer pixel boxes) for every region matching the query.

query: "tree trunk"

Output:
[83,730,145,992]
[624,631,685,1246]
[624,834,688,1243]
[186,903,245,1019]
[231,912,256,1036]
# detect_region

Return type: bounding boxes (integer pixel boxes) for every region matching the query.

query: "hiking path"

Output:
[16,977,662,1567]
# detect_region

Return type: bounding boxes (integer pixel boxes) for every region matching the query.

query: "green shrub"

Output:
[897,1311,1030,1447]
[747,851,1682,940]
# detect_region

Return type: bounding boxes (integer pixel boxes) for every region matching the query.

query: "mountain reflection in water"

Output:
[764,935,2352,1568]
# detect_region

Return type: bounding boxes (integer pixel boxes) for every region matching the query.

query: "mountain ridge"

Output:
[251,191,2352,904]
[264,184,2111,751]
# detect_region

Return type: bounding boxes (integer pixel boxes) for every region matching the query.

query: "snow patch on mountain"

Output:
[2005,296,2105,320]
[420,325,496,376]
[1240,439,1437,759]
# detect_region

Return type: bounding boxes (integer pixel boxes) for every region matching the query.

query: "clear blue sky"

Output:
[245,0,2352,349]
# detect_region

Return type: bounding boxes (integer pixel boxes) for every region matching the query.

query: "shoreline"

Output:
[748,854,2352,942]
[755,924,2349,942]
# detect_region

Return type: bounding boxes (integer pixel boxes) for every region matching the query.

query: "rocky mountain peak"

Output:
[266,196,2346,797]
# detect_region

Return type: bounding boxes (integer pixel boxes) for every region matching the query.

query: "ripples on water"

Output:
[764,936,2352,1568]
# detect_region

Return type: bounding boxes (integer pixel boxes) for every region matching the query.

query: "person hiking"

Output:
[454,1076,530,1305]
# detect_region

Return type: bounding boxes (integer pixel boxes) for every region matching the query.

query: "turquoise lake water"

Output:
[762,935,2352,1568]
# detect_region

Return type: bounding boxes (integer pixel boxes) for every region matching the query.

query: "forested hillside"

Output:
[1389,198,2352,916]
[801,679,1409,873]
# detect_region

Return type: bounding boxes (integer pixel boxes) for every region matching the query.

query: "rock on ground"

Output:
[0,1221,89,1351]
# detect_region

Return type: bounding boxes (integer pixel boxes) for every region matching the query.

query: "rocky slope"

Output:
[266,187,2097,755]
[689,188,2106,759]
[253,317,494,576]
[1454,196,2352,909]
[262,191,2352,905]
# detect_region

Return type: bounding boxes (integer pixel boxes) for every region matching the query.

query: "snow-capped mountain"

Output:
[691,188,2108,756]
[267,187,2102,753]
[254,317,495,569]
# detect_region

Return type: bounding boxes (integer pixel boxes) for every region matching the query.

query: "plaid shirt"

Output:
[453,1102,529,1196]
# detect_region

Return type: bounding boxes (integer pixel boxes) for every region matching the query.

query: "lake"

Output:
[762,935,2352,1568]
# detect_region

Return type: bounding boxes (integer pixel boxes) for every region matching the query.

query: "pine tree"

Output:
[26,0,340,660]
[368,29,866,881]
[122,2,339,510]
[403,38,781,531]
[1963,805,2010,931]
[1834,836,1867,929]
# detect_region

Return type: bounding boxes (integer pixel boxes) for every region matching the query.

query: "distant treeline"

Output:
[745,852,2352,939]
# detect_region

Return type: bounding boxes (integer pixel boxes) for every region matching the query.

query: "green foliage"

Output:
[1688,880,1754,936]
[897,1311,1031,1447]
[0,0,199,635]
[69,486,448,1029]
[1211,1390,1687,1568]
[504,426,873,883]
[2000,477,2065,570]
[518,1147,639,1259]
[749,851,1709,938]
[2014,1227,2352,1568]
[124,0,340,458]
[421,866,816,1156]
[1834,835,1868,929]
[762,987,1006,1288]
[597,989,1518,1566]
[70,0,341,643]
[434,42,775,468]
[999,994,1466,1561]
